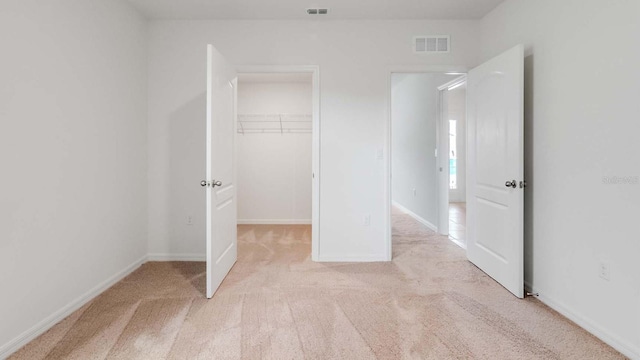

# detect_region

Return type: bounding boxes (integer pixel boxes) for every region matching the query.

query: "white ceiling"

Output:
[126,0,506,20]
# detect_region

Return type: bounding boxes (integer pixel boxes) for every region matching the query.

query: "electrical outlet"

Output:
[363,214,371,226]
[598,262,610,281]
[413,188,417,197]
[187,216,193,225]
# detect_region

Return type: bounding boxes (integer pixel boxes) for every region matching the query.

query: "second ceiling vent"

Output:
[307,8,329,15]
[414,35,450,54]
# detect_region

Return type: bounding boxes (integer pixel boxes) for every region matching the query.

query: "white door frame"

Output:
[436,76,467,240]
[236,65,321,261]
[385,66,468,261]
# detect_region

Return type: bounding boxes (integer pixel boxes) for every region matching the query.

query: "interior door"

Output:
[204,44,238,299]
[466,44,524,298]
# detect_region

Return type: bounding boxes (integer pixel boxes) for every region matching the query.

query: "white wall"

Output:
[391,73,454,227]
[237,81,312,224]
[0,0,148,357]
[482,1,640,357]
[448,85,466,203]
[147,20,481,260]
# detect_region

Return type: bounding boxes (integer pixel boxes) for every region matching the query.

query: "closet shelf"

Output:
[237,114,312,134]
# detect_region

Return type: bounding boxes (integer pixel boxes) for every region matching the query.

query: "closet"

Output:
[236,73,313,225]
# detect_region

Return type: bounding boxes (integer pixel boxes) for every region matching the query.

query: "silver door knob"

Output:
[212,180,222,187]
[200,180,208,187]
[505,180,517,188]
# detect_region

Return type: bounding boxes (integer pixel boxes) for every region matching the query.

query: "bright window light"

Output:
[449,120,457,190]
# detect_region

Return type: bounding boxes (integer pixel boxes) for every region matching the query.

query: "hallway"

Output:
[449,202,466,246]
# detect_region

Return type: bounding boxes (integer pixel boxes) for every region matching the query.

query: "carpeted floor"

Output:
[10,209,624,359]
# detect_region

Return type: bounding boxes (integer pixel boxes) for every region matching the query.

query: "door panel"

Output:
[206,45,237,299]
[467,44,524,298]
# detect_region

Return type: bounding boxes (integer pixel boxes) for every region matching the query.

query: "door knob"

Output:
[505,180,517,188]
[212,180,222,187]
[200,180,208,187]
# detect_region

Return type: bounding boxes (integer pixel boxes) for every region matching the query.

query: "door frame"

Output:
[236,65,321,261]
[436,76,467,243]
[385,66,468,261]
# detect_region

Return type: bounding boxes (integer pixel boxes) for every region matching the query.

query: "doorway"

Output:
[389,72,466,248]
[202,50,321,298]
[387,46,524,298]
[437,77,467,249]
[235,67,320,261]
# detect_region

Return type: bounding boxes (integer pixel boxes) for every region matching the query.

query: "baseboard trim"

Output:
[527,284,639,359]
[317,254,389,262]
[147,253,206,262]
[0,255,147,360]
[237,219,312,225]
[448,236,467,250]
[392,201,437,232]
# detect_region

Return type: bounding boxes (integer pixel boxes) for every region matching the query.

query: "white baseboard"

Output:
[0,255,147,360]
[147,253,205,262]
[316,254,389,262]
[527,283,639,359]
[237,219,312,225]
[392,201,438,232]
[448,236,467,250]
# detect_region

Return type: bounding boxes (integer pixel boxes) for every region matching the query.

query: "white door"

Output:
[466,44,524,298]
[204,44,238,299]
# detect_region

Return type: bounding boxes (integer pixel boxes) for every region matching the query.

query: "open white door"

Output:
[204,45,238,299]
[466,45,524,298]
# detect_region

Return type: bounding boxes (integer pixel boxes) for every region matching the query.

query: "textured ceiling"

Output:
[125,0,505,20]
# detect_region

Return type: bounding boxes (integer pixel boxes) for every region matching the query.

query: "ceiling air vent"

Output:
[307,8,329,15]
[413,35,450,54]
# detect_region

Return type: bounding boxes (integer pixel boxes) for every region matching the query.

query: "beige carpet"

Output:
[10,210,624,359]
